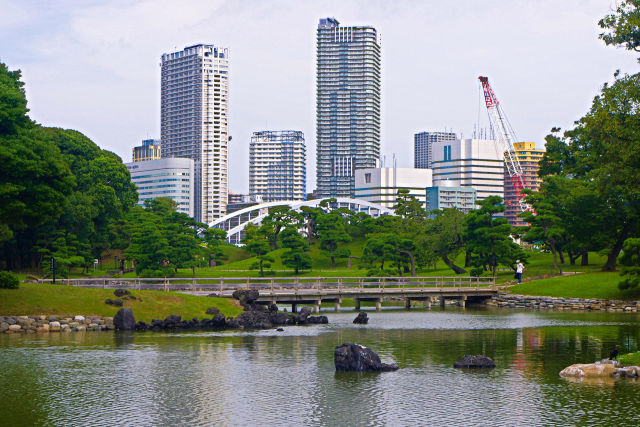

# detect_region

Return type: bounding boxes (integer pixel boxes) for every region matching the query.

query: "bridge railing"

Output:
[39,276,496,292]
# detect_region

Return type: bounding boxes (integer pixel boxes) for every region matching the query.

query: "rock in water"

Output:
[334,343,399,372]
[453,355,496,368]
[298,307,312,323]
[353,312,368,324]
[113,308,136,331]
[559,363,617,378]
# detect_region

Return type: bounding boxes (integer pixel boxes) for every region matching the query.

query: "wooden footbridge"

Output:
[43,276,499,312]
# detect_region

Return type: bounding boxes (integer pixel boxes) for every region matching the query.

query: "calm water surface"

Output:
[2,307,640,426]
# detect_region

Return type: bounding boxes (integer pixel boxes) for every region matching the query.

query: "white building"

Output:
[160,44,230,223]
[249,131,306,202]
[126,158,195,217]
[431,138,504,200]
[354,168,432,209]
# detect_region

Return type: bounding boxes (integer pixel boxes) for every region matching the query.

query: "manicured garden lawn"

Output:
[0,283,242,322]
[619,351,640,366]
[509,271,640,300]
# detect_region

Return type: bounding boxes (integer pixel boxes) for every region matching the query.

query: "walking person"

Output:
[515,260,524,284]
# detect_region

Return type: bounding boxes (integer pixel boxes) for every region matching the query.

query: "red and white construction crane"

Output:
[478,76,529,213]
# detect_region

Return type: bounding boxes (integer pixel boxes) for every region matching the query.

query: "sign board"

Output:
[50,257,56,271]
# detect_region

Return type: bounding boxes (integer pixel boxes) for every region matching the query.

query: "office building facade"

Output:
[132,139,161,162]
[504,142,545,227]
[432,139,505,200]
[126,158,195,217]
[354,167,432,209]
[425,183,477,213]
[249,131,306,202]
[316,17,381,198]
[414,131,456,169]
[160,44,230,224]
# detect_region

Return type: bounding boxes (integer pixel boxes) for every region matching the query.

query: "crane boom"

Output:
[478,76,529,212]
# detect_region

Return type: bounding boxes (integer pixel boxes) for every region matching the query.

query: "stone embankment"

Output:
[1,315,113,334]
[487,293,640,312]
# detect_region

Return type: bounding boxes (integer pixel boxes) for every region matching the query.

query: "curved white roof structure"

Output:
[210,198,393,245]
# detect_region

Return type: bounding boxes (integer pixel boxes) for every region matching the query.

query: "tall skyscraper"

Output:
[504,142,545,227]
[316,17,381,198]
[132,139,161,162]
[160,44,230,224]
[249,131,306,202]
[414,131,456,169]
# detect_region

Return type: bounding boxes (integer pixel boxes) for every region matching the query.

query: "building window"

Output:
[365,173,371,184]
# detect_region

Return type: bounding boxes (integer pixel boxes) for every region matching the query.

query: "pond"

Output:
[1,307,639,426]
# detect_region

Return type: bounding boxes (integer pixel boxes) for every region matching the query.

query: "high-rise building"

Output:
[504,142,545,227]
[160,44,230,224]
[249,130,306,202]
[316,17,381,198]
[354,168,432,209]
[126,158,195,217]
[432,138,505,201]
[414,131,456,169]
[132,139,162,162]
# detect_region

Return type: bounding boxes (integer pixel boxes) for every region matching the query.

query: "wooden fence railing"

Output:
[38,276,496,293]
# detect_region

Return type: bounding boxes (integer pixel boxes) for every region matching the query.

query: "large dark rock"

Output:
[334,343,399,372]
[211,313,227,327]
[205,307,220,315]
[270,312,292,326]
[232,290,260,310]
[236,310,272,329]
[298,307,312,323]
[105,298,123,307]
[114,288,132,298]
[353,312,369,324]
[113,308,136,331]
[306,315,329,324]
[453,355,496,369]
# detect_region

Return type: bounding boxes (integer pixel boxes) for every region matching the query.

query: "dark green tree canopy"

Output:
[599,0,640,58]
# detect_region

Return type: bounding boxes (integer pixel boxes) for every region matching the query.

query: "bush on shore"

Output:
[0,271,19,289]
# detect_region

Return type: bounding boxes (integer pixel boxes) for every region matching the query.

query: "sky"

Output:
[1,0,638,193]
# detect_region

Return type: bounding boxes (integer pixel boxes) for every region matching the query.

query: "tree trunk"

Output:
[550,241,562,274]
[306,220,313,245]
[568,251,580,266]
[581,249,589,266]
[464,251,471,268]
[604,222,631,271]
[331,255,335,268]
[399,250,416,277]
[558,250,565,265]
[441,254,466,274]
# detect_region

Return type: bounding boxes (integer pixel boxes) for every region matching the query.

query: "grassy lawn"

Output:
[619,352,640,366]
[509,271,640,300]
[0,283,242,322]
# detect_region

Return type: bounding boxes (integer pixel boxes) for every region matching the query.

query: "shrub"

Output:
[0,271,19,289]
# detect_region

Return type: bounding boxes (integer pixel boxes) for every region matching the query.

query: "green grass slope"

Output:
[509,271,640,301]
[0,283,242,322]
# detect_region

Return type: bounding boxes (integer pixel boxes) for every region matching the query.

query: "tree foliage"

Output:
[618,238,640,289]
[280,227,312,274]
[464,196,526,277]
[599,0,640,58]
